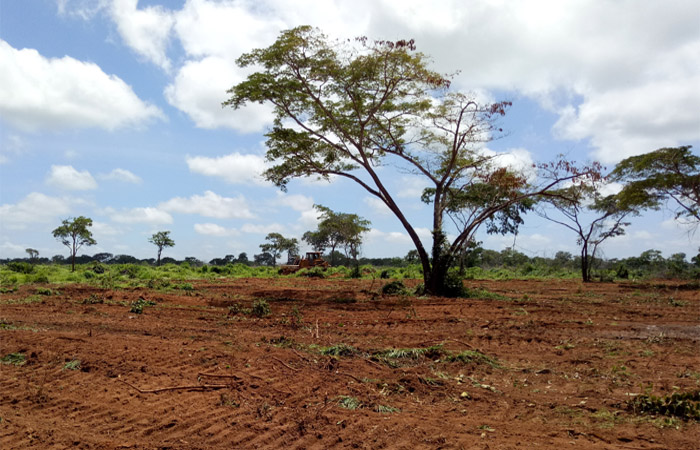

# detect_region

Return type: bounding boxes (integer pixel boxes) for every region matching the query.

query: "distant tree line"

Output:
[2,246,698,280]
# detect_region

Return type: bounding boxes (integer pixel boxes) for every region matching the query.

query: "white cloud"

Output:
[186,152,268,185]
[108,207,173,225]
[99,168,142,184]
[0,40,164,132]
[194,223,239,237]
[553,76,700,163]
[364,196,391,216]
[159,190,254,219]
[109,0,175,71]
[274,193,314,212]
[164,57,274,131]
[0,192,73,230]
[395,176,427,199]
[91,221,122,237]
[56,0,108,20]
[173,0,284,59]
[46,165,98,190]
[240,223,284,234]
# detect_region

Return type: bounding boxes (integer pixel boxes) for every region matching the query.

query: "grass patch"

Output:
[337,395,362,410]
[373,345,444,360]
[319,343,357,357]
[463,288,509,301]
[63,359,81,370]
[443,350,501,368]
[1,352,26,366]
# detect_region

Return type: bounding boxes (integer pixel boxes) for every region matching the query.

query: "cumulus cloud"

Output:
[164,56,274,131]
[98,168,142,184]
[108,207,173,225]
[46,165,98,191]
[109,0,174,71]
[194,223,239,237]
[159,190,254,219]
[91,221,122,237]
[0,192,73,229]
[105,0,700,156]
[0,40,164,132]
[186,152,269,185]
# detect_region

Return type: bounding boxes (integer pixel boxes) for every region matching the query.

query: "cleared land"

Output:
[1,277,698,449]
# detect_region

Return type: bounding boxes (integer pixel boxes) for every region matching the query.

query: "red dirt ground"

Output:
[1,277,698,449]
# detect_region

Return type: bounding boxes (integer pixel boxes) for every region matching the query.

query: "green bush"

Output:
[6,262,34,274]
[382,280,408,295]
[441,271,467,298]
[251,299,271,317]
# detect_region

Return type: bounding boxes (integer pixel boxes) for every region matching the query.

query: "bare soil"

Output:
[1,277,698,449]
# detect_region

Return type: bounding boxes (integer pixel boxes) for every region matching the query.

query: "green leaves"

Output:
[611,146,699,222]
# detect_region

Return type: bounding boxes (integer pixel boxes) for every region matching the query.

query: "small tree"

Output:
[52,216,96,272]
[260,233,299,266]
[25,248,39,263]
[538,182,647,282]
[149,231,175,266]
[304,205,370,266]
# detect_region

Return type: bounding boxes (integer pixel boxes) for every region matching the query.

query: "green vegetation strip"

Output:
[628,390,700,421]
[291,341,501,368]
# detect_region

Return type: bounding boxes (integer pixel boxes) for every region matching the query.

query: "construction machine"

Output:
[279,252,330,274]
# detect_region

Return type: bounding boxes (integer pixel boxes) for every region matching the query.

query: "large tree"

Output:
[611,146,700,226]
[52,216,97,272]
[260,233,299,266]
[149,231,175,266]
[226,26,600,294]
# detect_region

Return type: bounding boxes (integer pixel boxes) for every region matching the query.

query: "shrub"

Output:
[251,299,271,317]
[441,271,467,298]
[7,262,34,274]
[130,297,156,314]
[382,280,408,295]
[296,267,326,278]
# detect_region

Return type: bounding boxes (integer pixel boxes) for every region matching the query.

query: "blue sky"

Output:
[1,0,699,263]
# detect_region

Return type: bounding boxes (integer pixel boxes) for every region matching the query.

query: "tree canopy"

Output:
[226,26,601,294]
[149,231,175,266]
[611,146,700,225]
[260,233,299,266]
[52,216,96,272]
[303,205,371,265]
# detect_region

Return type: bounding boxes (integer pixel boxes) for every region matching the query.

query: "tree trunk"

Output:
[581,245,590,282]
[156,248,162,266]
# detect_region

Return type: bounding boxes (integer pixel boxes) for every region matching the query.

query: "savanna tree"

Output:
[260,232,299,266]
[149,231,175,266]
[303,205,371,265]
[226,26,601,294]
[537,182,647,282]
[52,216,96,272]
[25,248,39,263]
[612,146,700,226]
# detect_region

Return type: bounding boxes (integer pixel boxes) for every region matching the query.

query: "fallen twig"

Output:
[270,356,300,372]
[336,371,364,383]
[119,379,228,394]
